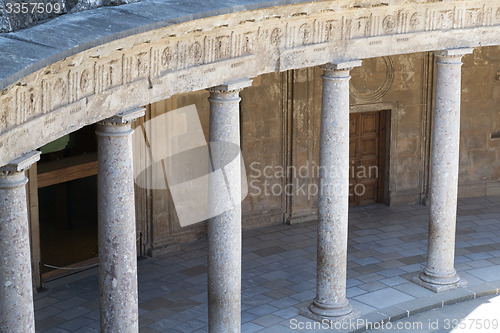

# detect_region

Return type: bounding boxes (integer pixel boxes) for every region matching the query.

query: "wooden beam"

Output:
[37,153,98,188]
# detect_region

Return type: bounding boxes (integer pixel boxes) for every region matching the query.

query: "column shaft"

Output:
[0,151,39,333]
[97,109,144,332]
[419,49,472,288]
[207,79,251,333]
[309,61,360,318]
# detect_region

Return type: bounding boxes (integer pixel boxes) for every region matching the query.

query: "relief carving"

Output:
[437,10,454,29]
[343,18,352,40]
[136,52,149,78]
[189,41,203,63]
[1,0,500,168]
[123,52,149,83]
[409,12,421,30]
[298,23,312,44]
[350,56,394,103]
[80,69,92,95]
[354,16,371,37]
[466,8,483,26]
[383,15,396,33]
[54,78,67,101]
[95,57,122,93]
[68,70,78,103]
[241,31,254,54]
[15,86,41,124]
[270,27,283,46]
[325,19,342,40]
[215,35,231,60]
[0,95,12,131]
[161,47,173,69]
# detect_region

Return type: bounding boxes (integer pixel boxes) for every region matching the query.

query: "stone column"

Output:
[307,61,361,320]
[0,151,40,333]
[207,79,252,333]
[96,108,145,332]
[415,48,473,292]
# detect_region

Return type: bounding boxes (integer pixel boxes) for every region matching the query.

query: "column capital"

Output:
[321,60,362,72]
[0,151,40,175]
[207,78,253,94]
[435,48,474,59]
[98,107,146,126]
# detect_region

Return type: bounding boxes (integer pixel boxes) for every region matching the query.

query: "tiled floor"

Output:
[34,196,500,332]
[367,293,500,333]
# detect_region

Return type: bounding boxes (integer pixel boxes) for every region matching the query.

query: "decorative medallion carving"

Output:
[54,78,67,101]
[350,56,394,103]
[80,69,91,94]
[162,47,173,68]
[299,23,312,44]
[189,42,203,63]
[383,15,396,33]
[270,27,283,46]
[410,12,421,30]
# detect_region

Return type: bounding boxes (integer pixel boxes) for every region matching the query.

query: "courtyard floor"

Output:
[34,196,500,332]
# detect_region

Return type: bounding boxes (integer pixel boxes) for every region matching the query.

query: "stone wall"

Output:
[138,46,500,255]
[459,46,500,197]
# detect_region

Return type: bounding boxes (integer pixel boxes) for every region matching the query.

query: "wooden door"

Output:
[349,111,386,206]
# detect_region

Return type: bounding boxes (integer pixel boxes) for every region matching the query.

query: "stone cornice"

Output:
[207,79,254,94]
[98,107,146,126]
[0,0,499,166]
[0,151,40,175]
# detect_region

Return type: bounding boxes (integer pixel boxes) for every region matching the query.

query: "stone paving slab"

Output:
[366,291,500,333]
[34,196,500,332]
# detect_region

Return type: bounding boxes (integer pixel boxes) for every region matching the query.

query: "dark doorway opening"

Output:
[38,175,98,271]
[37,125,98,280]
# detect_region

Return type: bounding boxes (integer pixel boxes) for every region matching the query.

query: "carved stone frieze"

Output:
[0,0,499,166]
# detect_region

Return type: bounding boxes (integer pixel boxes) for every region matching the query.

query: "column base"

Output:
[412,273,468,293]
[300,302,360,323]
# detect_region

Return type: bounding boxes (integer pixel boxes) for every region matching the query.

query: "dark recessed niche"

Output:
[491,132,500,139]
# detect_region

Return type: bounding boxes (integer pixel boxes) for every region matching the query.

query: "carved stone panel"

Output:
[0,0,499,167]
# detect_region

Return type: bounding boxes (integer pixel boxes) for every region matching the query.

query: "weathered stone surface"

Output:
[0,152,39,333]
[139,46,500,251]
[0,1,12,32]
[8,7,151,51]
[0,0,499,167]
[207,79,252,332]
[308,62,360,319]
[417,48,473,291]
[70,0,141,13]
[96,108,144,332]
[0,0,147,32]
[1,0,67,33]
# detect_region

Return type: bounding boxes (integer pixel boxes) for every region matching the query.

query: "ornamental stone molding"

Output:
[0,0,500,166]
[350,56,394,103]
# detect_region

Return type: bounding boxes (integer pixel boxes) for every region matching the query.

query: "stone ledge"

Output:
[0,150,40,173]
